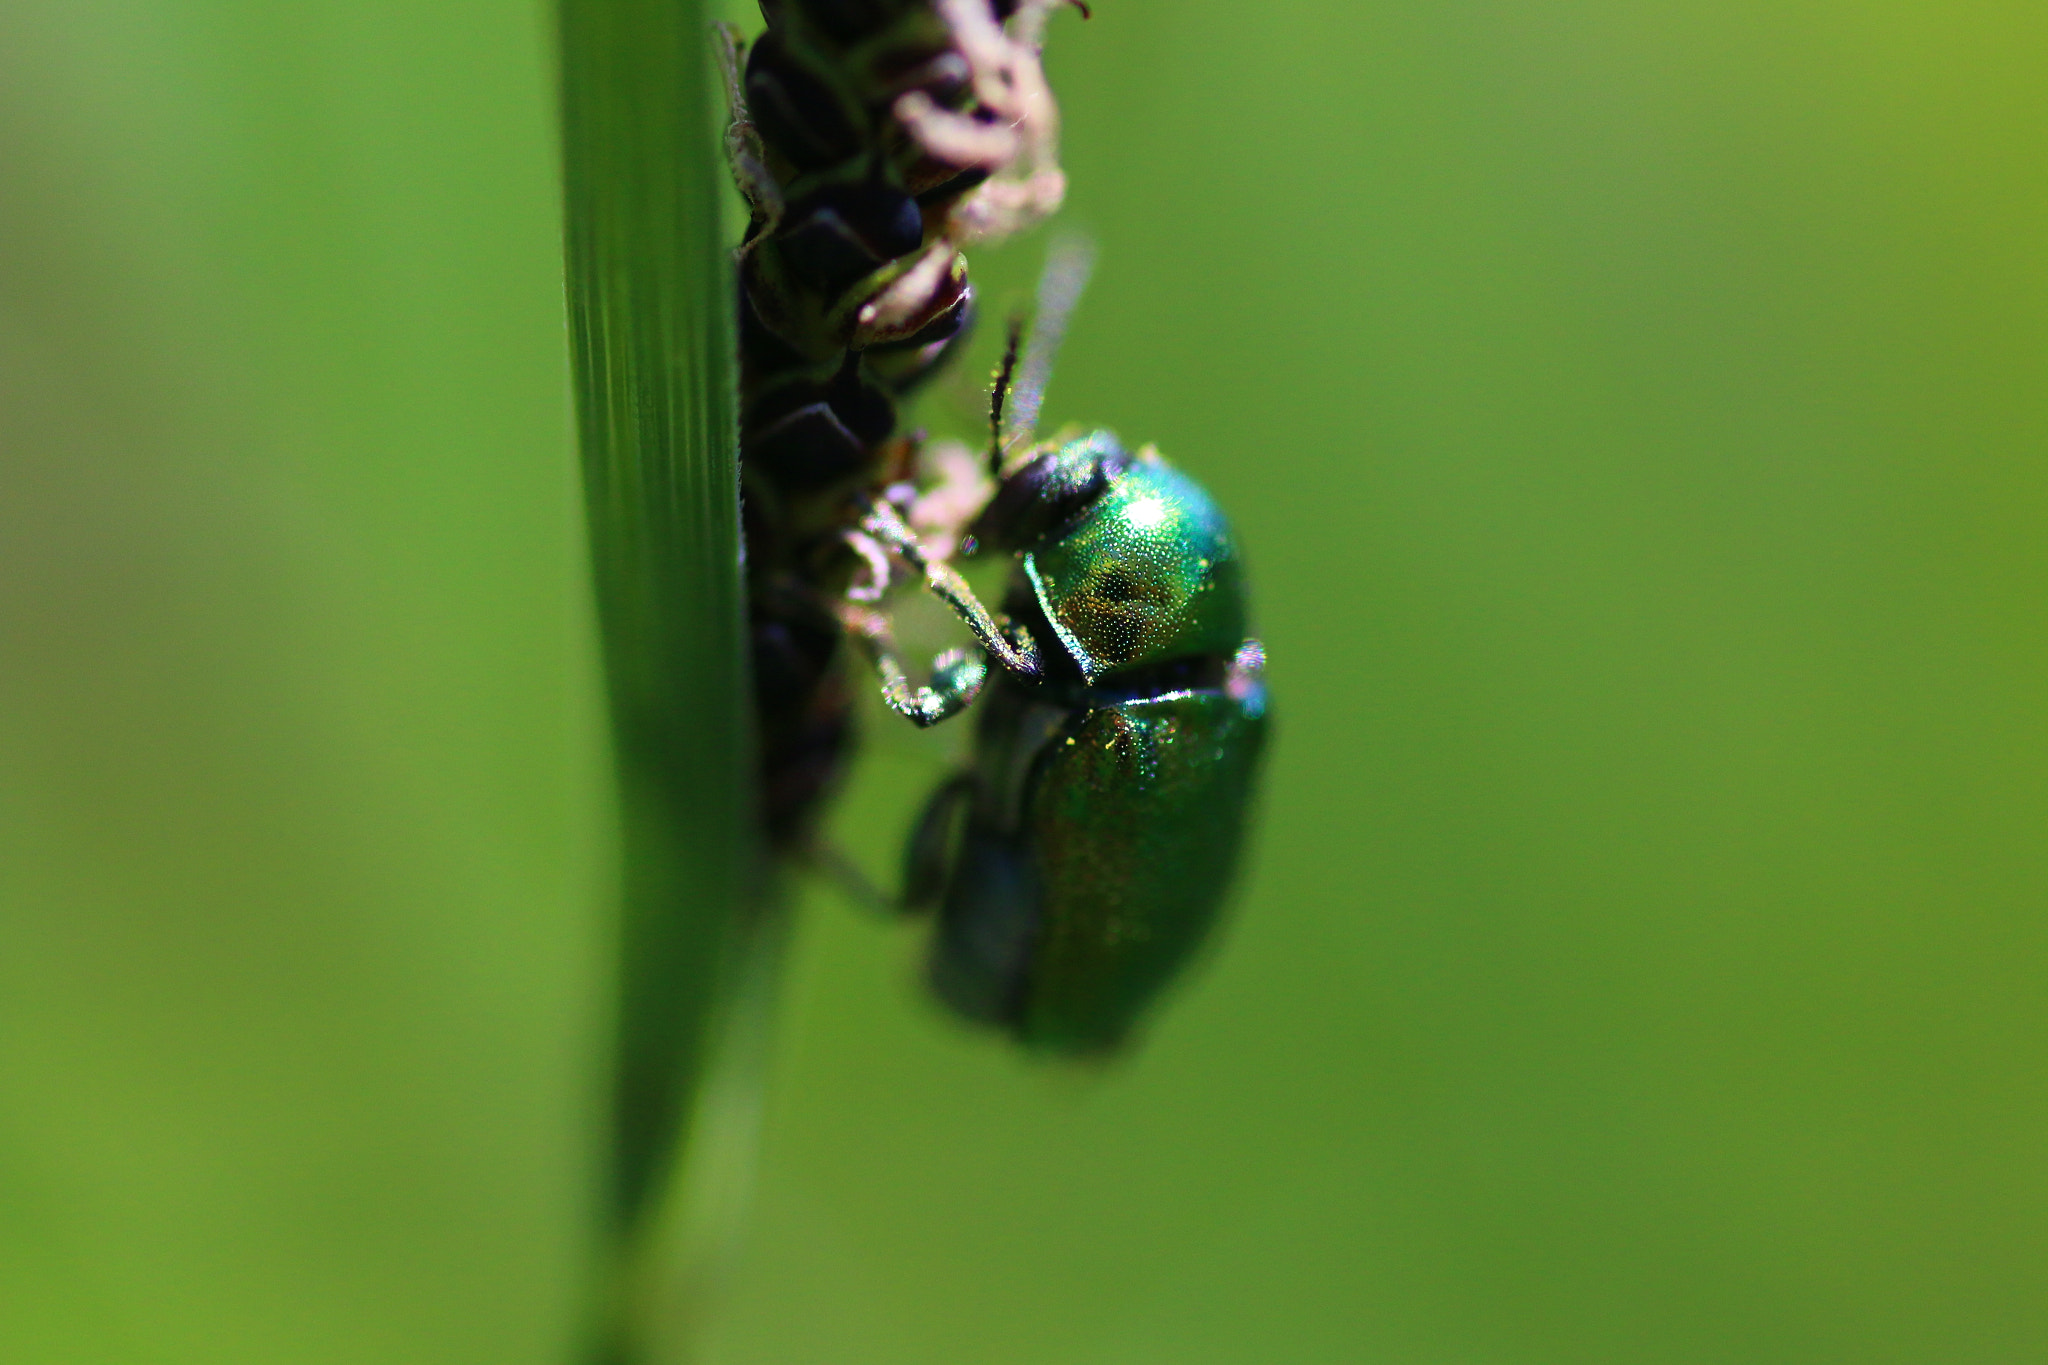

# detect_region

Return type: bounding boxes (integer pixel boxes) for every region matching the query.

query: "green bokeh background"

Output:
[6,2,2047,1362]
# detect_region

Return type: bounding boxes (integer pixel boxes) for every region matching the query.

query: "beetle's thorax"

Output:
[995,437,1249,687]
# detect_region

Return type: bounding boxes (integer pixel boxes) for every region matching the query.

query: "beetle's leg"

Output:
[902,774,975,912]
[840,598,991,728]
[714,23,783,256]
[841,525,996,725]
[859,499,1043,681]
[842,528,895,604]
[797,839,900,916]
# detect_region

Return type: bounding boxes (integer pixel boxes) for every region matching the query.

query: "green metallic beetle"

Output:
[912,434,1268,1053]
[838,245,1269,1052]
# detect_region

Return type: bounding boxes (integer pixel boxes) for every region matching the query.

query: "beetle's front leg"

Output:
[859,499,1042,682]
[841,525,992,726]
[839,601,991,728]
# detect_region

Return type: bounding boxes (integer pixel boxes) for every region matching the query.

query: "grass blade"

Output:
[555,0,760,1357]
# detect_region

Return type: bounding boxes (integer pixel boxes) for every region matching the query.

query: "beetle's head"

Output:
[970,428,1133,554]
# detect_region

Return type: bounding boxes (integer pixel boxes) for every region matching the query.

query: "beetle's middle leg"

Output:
[902,773,975,912]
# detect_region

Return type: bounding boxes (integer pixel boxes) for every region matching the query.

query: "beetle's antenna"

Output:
[1002,232,1095,459]
[988,315,1025,476]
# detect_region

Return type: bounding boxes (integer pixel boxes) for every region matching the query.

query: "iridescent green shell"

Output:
[1022,444,1247,683]
[1016,682,1268,1051]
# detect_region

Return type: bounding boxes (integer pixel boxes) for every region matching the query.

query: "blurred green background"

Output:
[6,1,2048,1363]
